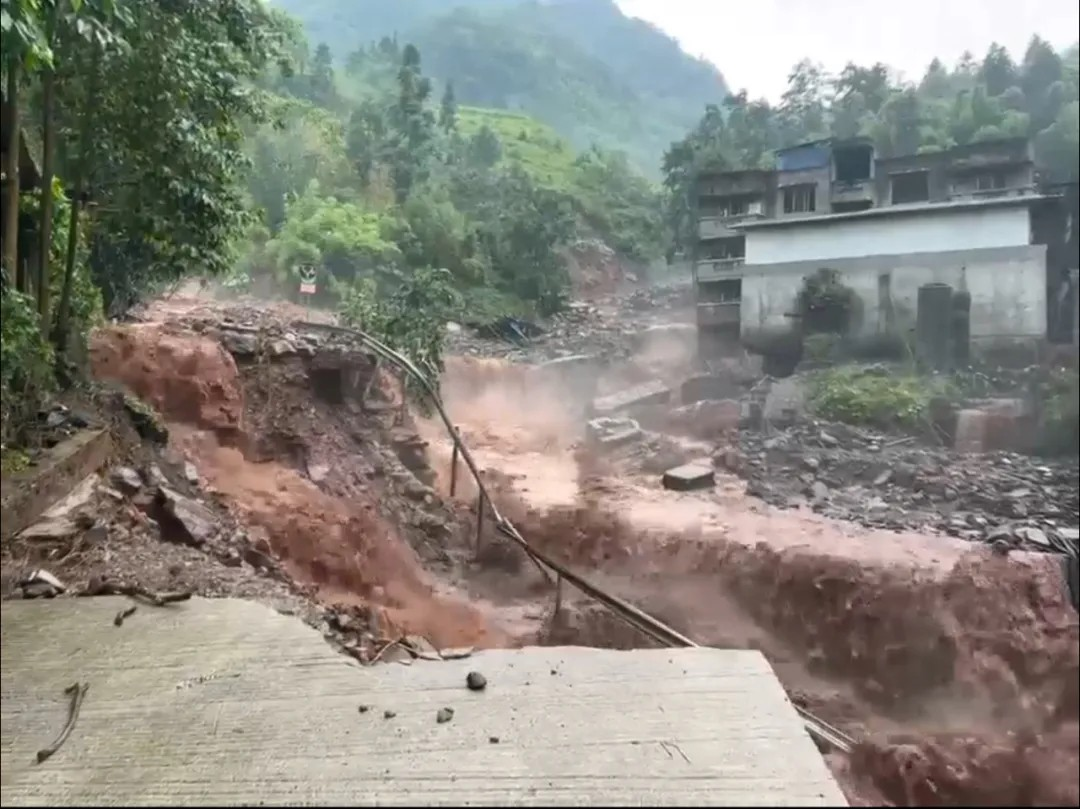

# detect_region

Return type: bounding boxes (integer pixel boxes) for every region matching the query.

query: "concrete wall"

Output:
[740,244,1048,340]
[744,205,1031,265]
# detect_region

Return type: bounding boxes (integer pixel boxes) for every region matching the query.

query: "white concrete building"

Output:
[730,196,1049,342]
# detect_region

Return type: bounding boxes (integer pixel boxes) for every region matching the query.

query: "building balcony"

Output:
[694,257,745,283]
[698,212,765,240]
[830,179,874,205]
[696,301,741,328]
[946,184,1036,202]
[698,217,738,240]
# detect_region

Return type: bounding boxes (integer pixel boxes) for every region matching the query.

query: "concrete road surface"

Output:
[1,597,846,806]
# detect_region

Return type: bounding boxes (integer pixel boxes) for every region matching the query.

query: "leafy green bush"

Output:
[802,333,840,364]
[1034,367,1079,456]
[340,267,462,404]
[796,268,858,335]
[1,287,55,447]
[807,366,938,428]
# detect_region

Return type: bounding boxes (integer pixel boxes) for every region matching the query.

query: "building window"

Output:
[782,184,816,214]
[699,279,742,303]
[833,144,874,184]
[703,235,745,260]
[891,171,930,204]
[975,172,1006,191]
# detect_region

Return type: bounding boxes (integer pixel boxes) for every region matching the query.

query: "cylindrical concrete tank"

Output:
[916,282,953,372]
[950,289,971,368]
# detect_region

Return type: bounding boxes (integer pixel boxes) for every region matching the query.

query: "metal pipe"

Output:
[449,434,460,497]
[290,319,854,755]
[475,494,485,554]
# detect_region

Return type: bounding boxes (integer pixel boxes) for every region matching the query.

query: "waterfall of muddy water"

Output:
[422,355,1080,807]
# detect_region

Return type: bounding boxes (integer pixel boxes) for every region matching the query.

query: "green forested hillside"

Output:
[272,0,727,174]
[236,30,668,332]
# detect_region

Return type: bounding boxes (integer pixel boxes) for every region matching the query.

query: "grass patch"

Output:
[458,106,578,192]
[0,447,31,476]
[806,366,947,429]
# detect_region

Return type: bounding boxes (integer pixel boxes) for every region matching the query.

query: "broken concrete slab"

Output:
[668,399,741,439]
[0,429,112,541]
[1,597,847,807]
[662,463,716,492]
[17,518,82,542]
[591,380,671,416]
[680,374,737,404]
[586,417,643,449]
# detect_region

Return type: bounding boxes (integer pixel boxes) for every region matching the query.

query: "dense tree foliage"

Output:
[663,39,1080,251]
[1,0,286,446]
[233,34,666,326]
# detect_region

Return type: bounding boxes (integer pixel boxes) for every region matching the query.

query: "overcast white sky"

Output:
[615,0,1080,103]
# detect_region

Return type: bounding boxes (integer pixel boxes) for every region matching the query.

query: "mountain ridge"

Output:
[271,0,728,173]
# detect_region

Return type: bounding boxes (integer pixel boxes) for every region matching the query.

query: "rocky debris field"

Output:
[446,282,695,364]
[727,418,1079,557]
[2,453,480,672]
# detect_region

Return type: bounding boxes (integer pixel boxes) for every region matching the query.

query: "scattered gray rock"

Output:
[19,569,67,599]
[436,707,454,724]
[220,331,259,356]
[156,487,219,546]
[112,466,143,493]
[466,671,488,692]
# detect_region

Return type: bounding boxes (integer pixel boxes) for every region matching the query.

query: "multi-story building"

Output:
[692,136,1076,357]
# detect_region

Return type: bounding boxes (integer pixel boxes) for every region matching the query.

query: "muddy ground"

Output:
[4,285,1078,807]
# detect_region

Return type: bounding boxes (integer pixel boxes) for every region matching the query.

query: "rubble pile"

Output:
[446,283,694,363]
[732,420,1079,555]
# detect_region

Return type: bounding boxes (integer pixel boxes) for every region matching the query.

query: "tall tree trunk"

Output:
[55,47,99,354]
[37,67,57,327]
[3,63,22,290]
[36,0,62,328]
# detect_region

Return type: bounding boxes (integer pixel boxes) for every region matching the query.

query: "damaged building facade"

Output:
[693,136,1080,357]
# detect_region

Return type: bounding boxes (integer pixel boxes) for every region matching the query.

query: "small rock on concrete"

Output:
[436,707,454,724]
[466,671,488,691]
[661,463,715,492]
